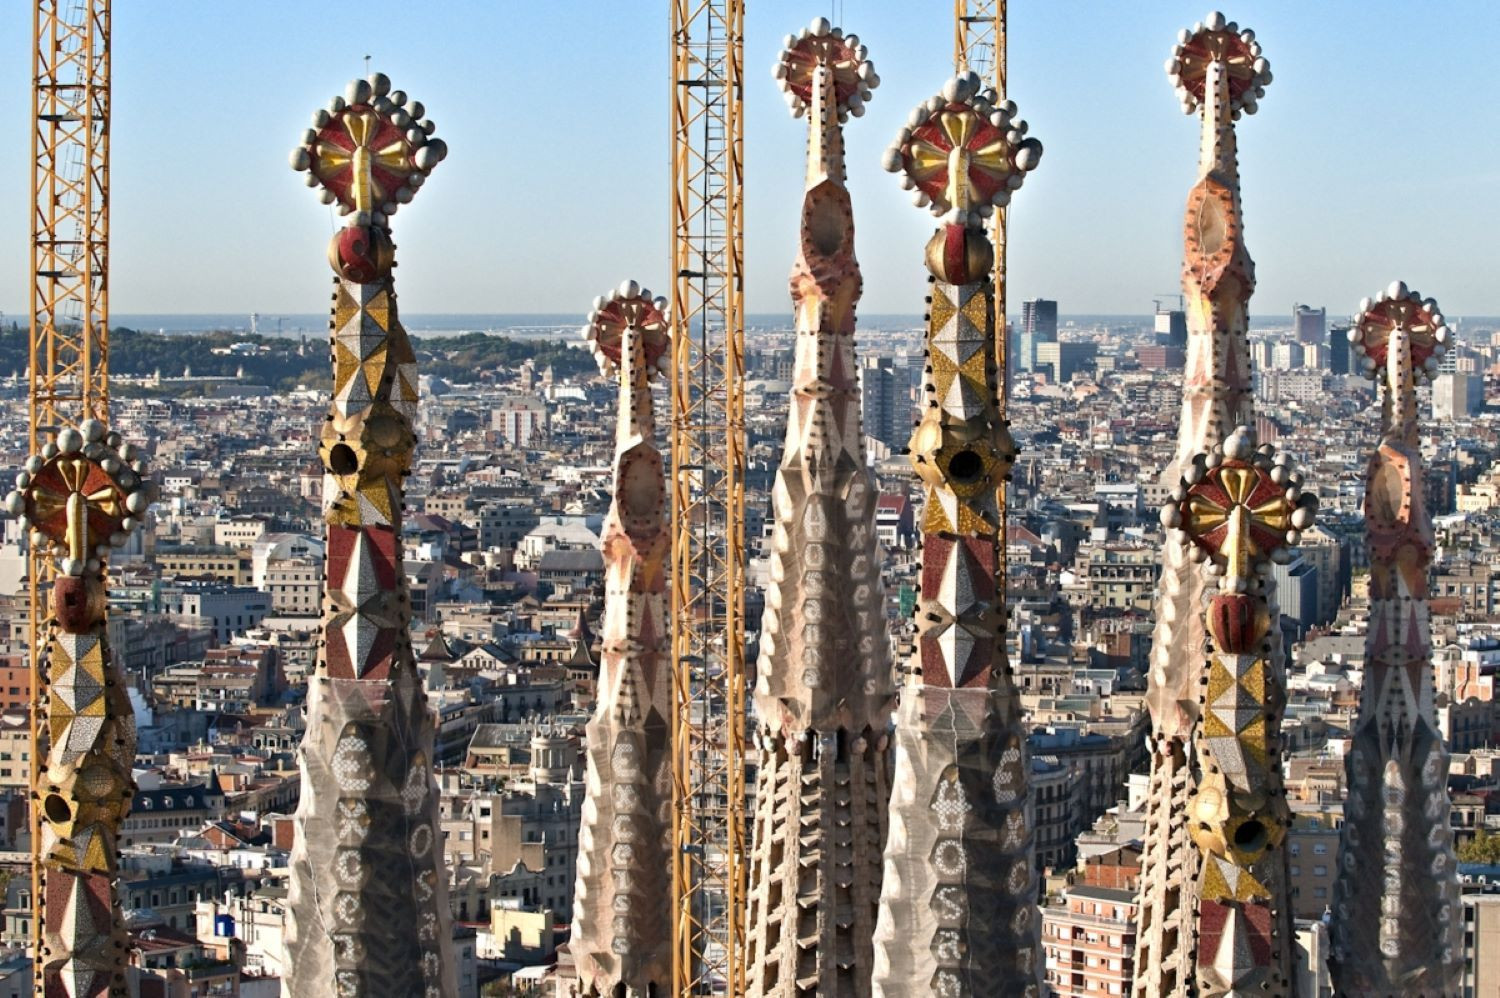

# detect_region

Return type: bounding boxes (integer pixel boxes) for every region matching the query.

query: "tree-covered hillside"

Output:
[0,322,593,394]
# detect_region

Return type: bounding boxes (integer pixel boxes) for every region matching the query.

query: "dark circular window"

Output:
[1233,819,1267,853]
[948,449,984,485]
[43,794,71,825]
[328,444,359,476]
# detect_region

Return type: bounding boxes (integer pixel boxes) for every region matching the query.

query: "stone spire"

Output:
[743,19,890,997]
[1330,283,1462,994]
[870,70,1043,997]
[1133,13,1275,997]
[6,420,152,997]
[284,72,456,998]
[569,282,673,996]
[1157,424,1314,996]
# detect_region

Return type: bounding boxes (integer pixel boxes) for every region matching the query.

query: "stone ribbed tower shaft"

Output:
[871,71,1043,998]
[745,22,891,998]
[284,73,456,998]
[571,285,673,996]
[1330,285,1462,995]
[1135,16,1278,997]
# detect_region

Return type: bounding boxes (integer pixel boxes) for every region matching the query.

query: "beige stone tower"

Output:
[1133,12,1302,997]
[284,72,456,998]
[743,18,892,997]
[570,283,674,996]
[1330,285,1462,994]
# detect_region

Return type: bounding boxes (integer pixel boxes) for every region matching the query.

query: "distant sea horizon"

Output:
[7,311,1497,340]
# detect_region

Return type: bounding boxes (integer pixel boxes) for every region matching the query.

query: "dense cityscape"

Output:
[2,1,1496,996]
[0,294,1494,994]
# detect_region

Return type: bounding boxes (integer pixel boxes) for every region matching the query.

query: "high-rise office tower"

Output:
[861,356,901,448]
[872,70,1044,996]
[1270,341,1303,371]
[1328,321,1351,375]
[1155,302,1189,347]
[1020,297,1058,372]
[1434,371,1483,419]
[745,22,892,996]
[285,74,457,997]
[1034,340,1098,383]
[1292,303,1325,345]
[1330,284,1462,995]
[1134,15,1298,998]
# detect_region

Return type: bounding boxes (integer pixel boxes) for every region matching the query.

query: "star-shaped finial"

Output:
[1350,281,1452,382]
[773,18,878,121]
[582,281,671,378]
[1167,12,1272,116]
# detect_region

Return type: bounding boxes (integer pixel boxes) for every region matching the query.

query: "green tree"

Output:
[1458,827,1500,865]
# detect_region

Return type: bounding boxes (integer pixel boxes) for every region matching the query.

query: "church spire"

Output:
[871,68,1043,997]
[744,21,891,996]
[284,71,456,998]
[1330,284,1462,994]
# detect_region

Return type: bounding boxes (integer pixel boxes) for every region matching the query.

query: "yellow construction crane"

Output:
[28,0,112,952]
[955,0,1010,591]
[956,0,1006,309]
[31,1,110,435]
[668,0,745,994]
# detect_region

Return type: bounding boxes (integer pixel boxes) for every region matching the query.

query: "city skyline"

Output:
[0,1,1496,319]
[0,3,1495,995]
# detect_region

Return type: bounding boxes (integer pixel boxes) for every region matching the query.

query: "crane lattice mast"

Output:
[31,0,113,950]
[20,4,153,995]
[669,0,745,994]
[955,0,1010,594]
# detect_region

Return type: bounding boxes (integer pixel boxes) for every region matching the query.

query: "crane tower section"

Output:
[32,0,110,437]
[955,0,1011,593]
[24,4,141,995]
[668,0,746,994]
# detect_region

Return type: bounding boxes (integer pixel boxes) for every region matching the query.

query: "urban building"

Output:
[1435,371,1484,419]
[1021,297,1058,372]
[1153,302,1186,347]
[1294,303,1326,345]
[1328,321,1351,375]
[492,395,548,446]
[1041,885,1138,998]
[860,355,903,448]
[1034,340,1097,383]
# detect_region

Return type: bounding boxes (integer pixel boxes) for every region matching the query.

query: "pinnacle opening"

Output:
[948,449,984,485]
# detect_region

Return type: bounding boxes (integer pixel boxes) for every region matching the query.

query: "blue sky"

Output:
[0,1,1496,320]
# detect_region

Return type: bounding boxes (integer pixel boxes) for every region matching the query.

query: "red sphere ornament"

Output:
[328,224,395,283]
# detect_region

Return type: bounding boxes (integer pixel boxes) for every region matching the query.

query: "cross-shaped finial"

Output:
[1167,12,1272,116]
[1161,427,1315,592]
[1351,281,1452,383]
[289,72,446,227]
[4,420,150,578]
[882,72,1041,229]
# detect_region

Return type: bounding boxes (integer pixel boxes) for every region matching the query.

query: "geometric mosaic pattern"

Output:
[571,285,673,996]
[285,73,456,998]
[872,74,1040,998]
[745,30,892,995]
[1330,287,1462,995]
[1135,20,1285,998]
[4,420,150,998]
[1161,428,1310,998]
